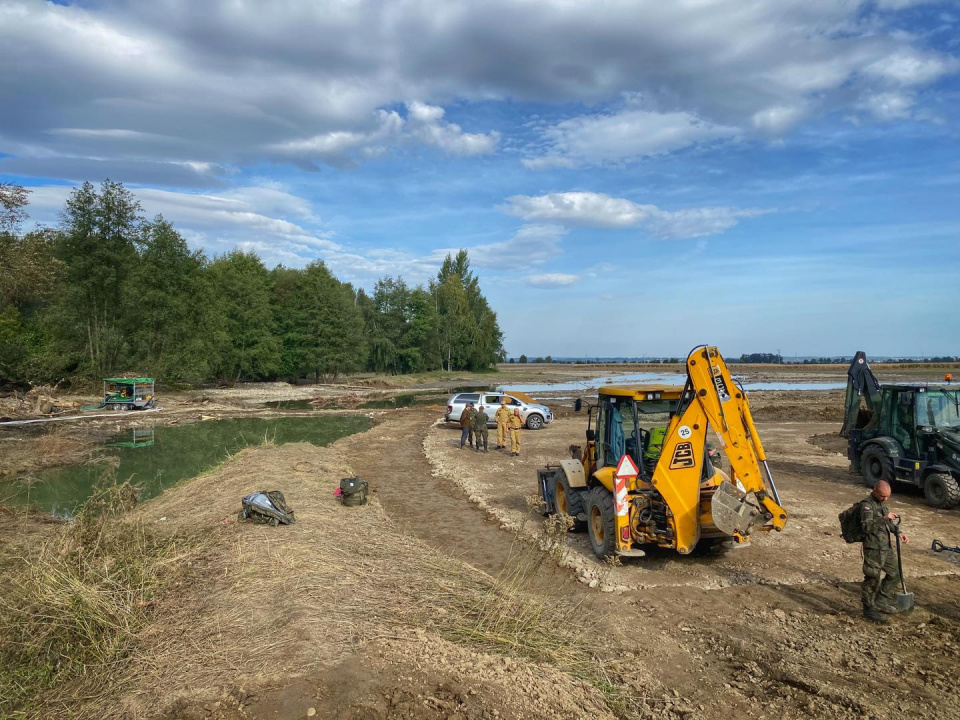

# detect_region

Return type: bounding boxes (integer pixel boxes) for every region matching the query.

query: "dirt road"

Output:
[417,410,960,719]
[8,379,960,719]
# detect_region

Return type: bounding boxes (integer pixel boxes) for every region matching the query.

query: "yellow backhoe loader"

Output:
[537,345,787,557]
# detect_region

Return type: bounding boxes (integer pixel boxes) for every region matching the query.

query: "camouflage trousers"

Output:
[862,546,900,608]
[474,427,488,451]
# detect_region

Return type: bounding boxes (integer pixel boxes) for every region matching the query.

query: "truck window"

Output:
[457,393,480,404]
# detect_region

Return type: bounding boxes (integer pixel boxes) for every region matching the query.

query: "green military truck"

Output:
[842,352,960,508]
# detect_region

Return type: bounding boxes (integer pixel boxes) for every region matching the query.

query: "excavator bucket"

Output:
[710,480,763,537]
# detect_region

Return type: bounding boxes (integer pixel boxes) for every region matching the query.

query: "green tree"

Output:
[431,250,503,371]
[271,265,307,379]
[519,354,528,364]
[124,217,217,381]
[52,180,143,376]
[208,251,280,381]
[0,186,64,383]
[290,262,366,381]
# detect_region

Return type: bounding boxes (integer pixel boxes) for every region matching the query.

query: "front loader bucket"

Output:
[710,481,762,537]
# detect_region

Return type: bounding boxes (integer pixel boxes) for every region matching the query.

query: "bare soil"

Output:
[5,365,960,719]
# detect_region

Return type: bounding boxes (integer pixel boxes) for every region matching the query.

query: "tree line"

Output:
[0,181,504,385]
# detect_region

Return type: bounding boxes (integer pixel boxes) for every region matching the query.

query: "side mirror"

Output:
[586,428,596,441]
[574,398,582,413]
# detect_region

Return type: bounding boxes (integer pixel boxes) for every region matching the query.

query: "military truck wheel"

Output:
[526,413,544,430]
[861,446,893,487]
[924,473,960,509]
[554,470,586,530]
[586,486,617,559]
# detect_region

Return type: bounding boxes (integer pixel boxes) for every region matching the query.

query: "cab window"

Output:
[598,397,640,469]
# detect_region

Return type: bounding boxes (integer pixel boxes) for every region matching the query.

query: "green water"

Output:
[358,392,447,409]
[263,399,316,410]
[3,416,371,517]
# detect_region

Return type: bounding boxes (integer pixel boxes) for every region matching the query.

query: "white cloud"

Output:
[525,273,580,288]
[752,105,810,135]
[524,110,738,168]
[0,0,956,180]
[860,91,916,120]
[865,51,959,87]
[467,225,568,270]
[502,192,769,239]
[269,103,498,167]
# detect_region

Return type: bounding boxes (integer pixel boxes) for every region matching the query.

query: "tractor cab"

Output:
[871,385,960,455]
[592,386,685,477]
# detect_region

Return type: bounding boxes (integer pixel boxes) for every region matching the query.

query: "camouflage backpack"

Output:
[239,490,296,526]
[340,477,368,507]
[838,500,865,544]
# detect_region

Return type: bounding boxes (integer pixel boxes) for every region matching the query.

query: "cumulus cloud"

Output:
[524,110,738,168]
[270,103,498,167]
[467,225,568,270]
[502,192,769,239]
[525,273,580,288]
[0,0,956,180]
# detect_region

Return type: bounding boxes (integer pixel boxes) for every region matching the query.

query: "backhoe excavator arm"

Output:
[840,351,881,438]
[650,346,787,553]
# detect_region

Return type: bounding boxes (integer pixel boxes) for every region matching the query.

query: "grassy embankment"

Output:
[0,440,644,719]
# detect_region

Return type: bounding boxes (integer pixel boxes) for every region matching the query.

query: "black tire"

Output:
[554,470,586,529]
[112,404,123,411]
[861,446,893,487]
[924,473,960,509]
[526,413,544,430]
[586,486,617,559]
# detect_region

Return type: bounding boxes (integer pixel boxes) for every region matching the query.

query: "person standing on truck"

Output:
[508,408,523,457]
[473,405,490,453]
[459,403,476,449]
[860,480,909,623]
[494,401,510,449]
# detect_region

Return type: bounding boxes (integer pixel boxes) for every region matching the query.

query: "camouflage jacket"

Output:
[860,494,899,550]
[472,410,489,431]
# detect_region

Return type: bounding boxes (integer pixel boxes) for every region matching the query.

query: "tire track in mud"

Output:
[339,408,521,577]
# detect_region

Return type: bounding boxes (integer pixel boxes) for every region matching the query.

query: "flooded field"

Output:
[1,416,371,516]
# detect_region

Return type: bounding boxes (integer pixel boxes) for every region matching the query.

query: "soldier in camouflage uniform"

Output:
[472,405,490,452]
[860,480,909,624]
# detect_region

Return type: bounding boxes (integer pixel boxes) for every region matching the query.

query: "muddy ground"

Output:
[4,364,960,719]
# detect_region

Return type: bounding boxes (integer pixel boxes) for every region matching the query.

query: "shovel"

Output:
[894,520,915,613]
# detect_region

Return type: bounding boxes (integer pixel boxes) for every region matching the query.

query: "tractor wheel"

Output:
[924,473,960,509]
[112,404,124,411]
[525,413,544,430]
[586,486,617,559]
[553,470,586,530]
[861,446,893,487]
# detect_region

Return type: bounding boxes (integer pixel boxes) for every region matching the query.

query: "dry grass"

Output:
[0,482,204,718]
[0,427,98,479]
[0,439,644,718]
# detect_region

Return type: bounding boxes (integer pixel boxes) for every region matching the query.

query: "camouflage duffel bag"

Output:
[340,477,368,507]
[238,490,296,526]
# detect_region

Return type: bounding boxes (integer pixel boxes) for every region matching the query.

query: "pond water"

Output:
[497,373,847,394]
[3,416,371,517]
[358,392,447,409]
[263,399,316,410]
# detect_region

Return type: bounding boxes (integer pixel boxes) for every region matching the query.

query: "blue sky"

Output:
[2,0,959,357]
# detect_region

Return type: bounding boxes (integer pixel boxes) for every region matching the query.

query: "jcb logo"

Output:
[669,441,696,469]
